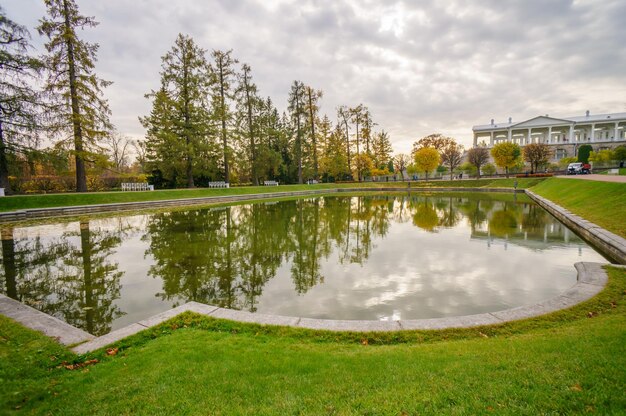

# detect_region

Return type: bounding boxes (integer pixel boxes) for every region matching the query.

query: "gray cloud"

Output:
[5,0,625,153]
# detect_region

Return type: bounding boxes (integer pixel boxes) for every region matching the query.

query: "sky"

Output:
[5,0,626,154]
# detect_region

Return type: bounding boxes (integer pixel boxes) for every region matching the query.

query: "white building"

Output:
[472,111,626,161]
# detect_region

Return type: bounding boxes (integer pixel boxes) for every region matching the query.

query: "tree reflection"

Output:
[0,220,126,336]
[144,195,394,309]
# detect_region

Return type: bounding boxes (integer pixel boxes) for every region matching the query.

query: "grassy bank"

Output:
[0,178,543,213]
[531,178,626,238]
[1,267,624,414]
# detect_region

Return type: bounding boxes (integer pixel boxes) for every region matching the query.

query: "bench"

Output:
[208,181,229,188]
[608,169,619,175]
[306,179,319,185]
[263,180,279,186]
[121,183,154,191]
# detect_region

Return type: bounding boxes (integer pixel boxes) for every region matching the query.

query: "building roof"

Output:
[473,112,626,131]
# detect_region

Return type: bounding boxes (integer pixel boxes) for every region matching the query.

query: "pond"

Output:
[0,193,606,335]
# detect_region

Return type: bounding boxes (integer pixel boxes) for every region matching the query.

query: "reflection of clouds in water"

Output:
[257,210,605,320]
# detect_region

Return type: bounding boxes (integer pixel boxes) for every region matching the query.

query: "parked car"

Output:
[567,162,591,174]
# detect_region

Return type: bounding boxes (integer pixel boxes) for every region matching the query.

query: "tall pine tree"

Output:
[0,8,43,194]
[38,0,112,192]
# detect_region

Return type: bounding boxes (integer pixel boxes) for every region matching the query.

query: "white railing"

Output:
[208,181,229,188]
[121,183,154,191]
[263,180,279,186]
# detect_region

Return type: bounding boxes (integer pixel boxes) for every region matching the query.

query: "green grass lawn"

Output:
[1,267,624,415]
[0,178,543,213]
[531,178,626,238]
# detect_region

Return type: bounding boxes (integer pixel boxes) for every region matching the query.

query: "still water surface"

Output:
[0,193,606,335]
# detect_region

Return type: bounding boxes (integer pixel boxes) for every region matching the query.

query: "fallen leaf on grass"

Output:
[106,347,118,356]
[479,332,489,338]
[62,358,99,370]
[570,383,583,392]
[360,339,369,346]
[587,312,596,318]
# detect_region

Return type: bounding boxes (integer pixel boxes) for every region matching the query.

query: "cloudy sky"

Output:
[6,0,626,153]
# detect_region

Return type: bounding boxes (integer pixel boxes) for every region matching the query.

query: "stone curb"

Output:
[525,190,626,264]
[0,294,93,346]
[62,261,609,354]
[0,187,523,223]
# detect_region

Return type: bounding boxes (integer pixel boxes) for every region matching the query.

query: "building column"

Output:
[473,133,478,147]
[527,128,532,144]
[548,126,552,144]
[507,128,512,143]
[490,131,494,146]
[590,123,595,141]
[615,122,619,141]
[569,124,574,142]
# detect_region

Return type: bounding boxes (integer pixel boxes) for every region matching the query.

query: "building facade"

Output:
[472,111,626,161]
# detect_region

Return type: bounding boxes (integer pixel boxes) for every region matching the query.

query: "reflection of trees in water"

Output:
[0,219,128,335]
[145,196,395,308]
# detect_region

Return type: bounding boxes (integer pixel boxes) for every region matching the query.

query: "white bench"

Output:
[121,183,153,191]
[208,181,229,188]
[263,180,279,186]
[306,179,319,185]
[608,168,619,175]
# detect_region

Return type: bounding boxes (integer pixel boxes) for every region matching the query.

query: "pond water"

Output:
[0,193,606,335]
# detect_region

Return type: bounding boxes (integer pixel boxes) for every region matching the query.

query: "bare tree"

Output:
[131,139,147,173]
[440,142,464,179]
[105,132,131,172]
[467,147,490,179]
[523,143,552,173]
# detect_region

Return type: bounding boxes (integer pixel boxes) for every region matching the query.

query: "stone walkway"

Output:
[556,174,626,183]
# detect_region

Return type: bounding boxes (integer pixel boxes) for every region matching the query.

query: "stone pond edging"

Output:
[525,190,626,264]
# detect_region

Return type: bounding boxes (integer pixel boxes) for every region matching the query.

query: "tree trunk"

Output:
[307,89,318,179]
[183,60,194,188]
[245,74,258,186]
[344,121,350,179]
[219,61,229,183]
[0,121,12,194]
[1,227,17,299]
[79,220,94,335]
[355,118,360,181]
[64,0,87,192]
[505,167,509,178]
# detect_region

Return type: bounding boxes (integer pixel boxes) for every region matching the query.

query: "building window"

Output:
[555,149,567,160]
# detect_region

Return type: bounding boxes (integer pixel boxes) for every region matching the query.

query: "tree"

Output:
[319,125,349,181]
[614,145,626,164]
[349,104,364,163]
[371,130,393,169]
[577,144,592,164]
[105,132,131,172]
[287,80,306,183]
[482,163,496,176]
[393,153,410,176]
[38,0,112,192]
[304,86,322,179]
[142,35,214,187]
[589,149,614,164]
[0,8,44,194]
[440,142,464,180]
[490,142,521,177]
[352,153,373,181]
[466,147,490,178]
[235,63,260,185]
[412,133,455,156]
[337,105,352,176]
[523,142,552,173]
[413,147,440,179]
[211,49,238,183]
